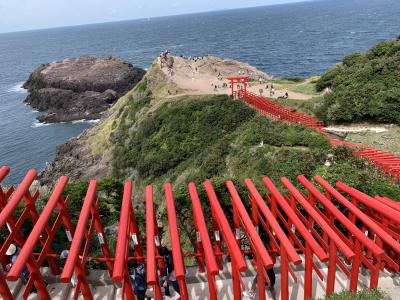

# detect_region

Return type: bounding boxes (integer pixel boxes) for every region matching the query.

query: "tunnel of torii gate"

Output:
[1,165,400,300]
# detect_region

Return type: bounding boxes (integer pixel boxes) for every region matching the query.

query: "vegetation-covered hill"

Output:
[37,60,400,258]
[316,39,400,124]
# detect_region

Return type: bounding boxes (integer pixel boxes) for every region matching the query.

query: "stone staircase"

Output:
[7,262,400,300]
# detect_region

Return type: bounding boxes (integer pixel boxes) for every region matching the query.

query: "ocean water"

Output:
[0,0,399,185]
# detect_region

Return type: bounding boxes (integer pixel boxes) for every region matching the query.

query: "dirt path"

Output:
[158,55,314,100]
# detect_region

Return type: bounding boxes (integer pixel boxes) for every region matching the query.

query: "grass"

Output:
[274,96,324,116]
[344,125,400,156]
[272,76,321,96]
[54,61,400,261]
[316,289,385,300]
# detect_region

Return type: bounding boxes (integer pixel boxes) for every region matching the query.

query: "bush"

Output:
[316,289,385,300]
[316,39,400,124]
[282,76,306,83]
[112,94,255,178]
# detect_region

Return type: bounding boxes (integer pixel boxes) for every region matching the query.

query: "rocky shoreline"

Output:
[24,56,145,123]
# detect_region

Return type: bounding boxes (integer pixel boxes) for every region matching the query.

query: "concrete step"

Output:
[6,279,23,298]
[7,263,400,300]
[67,285,116,300]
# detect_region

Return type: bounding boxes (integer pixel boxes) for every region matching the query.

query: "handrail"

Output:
[7,176,68,281]
[375,196,400,212]
[164,183,186,280]
[298,175,384,257]
[188,182,219,275]
[336,181,400,223]
[0,166,10,183]
[112,181,132,282]
[315,176,400,255]
[0,169,36,229]
[244,179,302,264]
[204,180,247,272]
[145,185,157,285]
[281,177,354,260]
[226,181,274,268]
[61,180,97,282]
[262,177,328,262]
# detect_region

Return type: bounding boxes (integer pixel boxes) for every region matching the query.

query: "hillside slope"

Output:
[316,39,400,124]
[41,56,400,200]
[39,55,400,255]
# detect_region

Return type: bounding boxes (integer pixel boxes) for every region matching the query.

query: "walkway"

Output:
[1,166,400,299]
[239,91,400,183]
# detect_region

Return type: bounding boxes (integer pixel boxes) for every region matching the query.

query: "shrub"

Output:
[316,289,385,300]
[316,39,400,124]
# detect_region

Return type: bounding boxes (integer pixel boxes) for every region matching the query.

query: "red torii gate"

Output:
[1,165,400,300]
[227,75,249,98]
[232,82,400,181]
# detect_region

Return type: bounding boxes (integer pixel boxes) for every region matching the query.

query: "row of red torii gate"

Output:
[1,76,400,299]
[1,164,400,300]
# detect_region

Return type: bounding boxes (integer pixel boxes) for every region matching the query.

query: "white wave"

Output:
[8,82,27,94]
[31,120,52,128]
[86,119,100,124]
[71,119,100,124]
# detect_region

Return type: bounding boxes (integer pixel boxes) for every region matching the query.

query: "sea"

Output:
[0,0,399,185]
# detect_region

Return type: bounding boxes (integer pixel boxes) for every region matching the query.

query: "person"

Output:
[270,87,275,96]
[158,246,180,298]
[128,260,150,300]
[284,91,289,99]
[243,266,277,300]
[6,244,29,284]
[60,250,77,287]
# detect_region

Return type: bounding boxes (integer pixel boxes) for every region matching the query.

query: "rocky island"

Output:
[24,56,145,123]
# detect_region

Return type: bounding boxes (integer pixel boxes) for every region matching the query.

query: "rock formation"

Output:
[24,56,145,123]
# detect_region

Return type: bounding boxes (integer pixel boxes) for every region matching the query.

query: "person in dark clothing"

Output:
[158,246,180,298]
[128,260,150,300]
[243,266,277,299]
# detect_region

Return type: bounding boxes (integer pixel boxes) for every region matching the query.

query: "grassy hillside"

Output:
[316,39,400,124]
[39,61,400,260]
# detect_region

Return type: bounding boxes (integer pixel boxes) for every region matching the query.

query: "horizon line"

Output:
[0,0,314,35]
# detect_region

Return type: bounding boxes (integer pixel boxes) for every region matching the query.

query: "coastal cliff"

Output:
[24,56,145,123]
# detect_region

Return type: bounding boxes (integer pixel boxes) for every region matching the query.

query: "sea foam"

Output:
[8,82,28,94]
[31,120,52,128]
[71,119,100,124]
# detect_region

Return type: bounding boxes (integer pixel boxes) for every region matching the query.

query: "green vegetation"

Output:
[345,125,400,156]
[316,289,385,300]
[274,96,324,115]
[94,74,400,253]
[316,39,400,124]
[273,76,321,96]
[18,61,400,266]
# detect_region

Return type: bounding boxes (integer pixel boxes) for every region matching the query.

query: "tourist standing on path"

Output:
[158,246,181,299]
[60,250,76,287]
[128,260,150,300]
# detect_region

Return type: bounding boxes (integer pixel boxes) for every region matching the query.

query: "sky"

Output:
[0,0,309,33]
